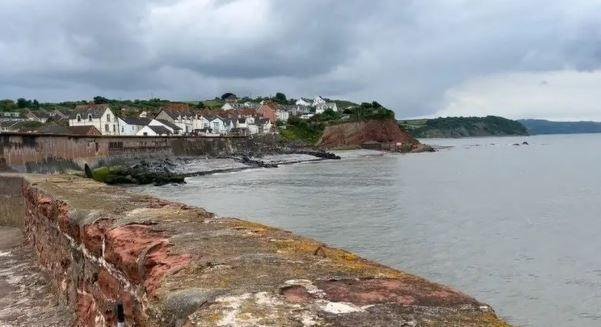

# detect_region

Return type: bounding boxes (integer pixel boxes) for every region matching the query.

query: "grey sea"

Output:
[135,134,601,327]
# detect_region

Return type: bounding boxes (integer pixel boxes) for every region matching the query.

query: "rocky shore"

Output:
[87,149,341,186]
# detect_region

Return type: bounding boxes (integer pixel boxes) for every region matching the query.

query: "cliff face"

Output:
[317,119,420,150]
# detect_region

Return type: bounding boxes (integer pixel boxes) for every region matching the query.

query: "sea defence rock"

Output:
[4,173,510,326]
[316,119,426,152]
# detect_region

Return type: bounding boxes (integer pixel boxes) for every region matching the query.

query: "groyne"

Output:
[0,133,279,172]
[0,173,510,326]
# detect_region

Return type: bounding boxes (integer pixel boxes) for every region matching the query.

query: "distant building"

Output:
[68,125,102,136]
[136,125,172,136]
[295,98,311,106]
[118,117,151,136]
[208,116,227,134]
[150,119,182,135]
[276,108,290,122]
[313,96,338,114]
[257,103,277,123]
[69,104,120,135]
[155,104,194,134]
[35,123,71,134]
[25,110,50,123]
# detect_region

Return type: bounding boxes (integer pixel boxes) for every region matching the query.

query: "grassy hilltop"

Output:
[400,116,528,138]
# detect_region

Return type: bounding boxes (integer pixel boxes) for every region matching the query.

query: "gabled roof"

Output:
[27,110,51,119]
[156,119,182,131]
[158,103,193,119]
[35,123,71,134]
[70,104,110,119]
[120,117,151,126]
[68,125,102,135]
[149,125,171,135]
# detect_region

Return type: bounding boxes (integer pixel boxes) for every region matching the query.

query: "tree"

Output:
[17,98,29,108]
[220,93,236,101]
[274,92,287,104]
[32,99,39,108]
[0,99,17,111]
[93,96,109,104]
[196,101,206,109]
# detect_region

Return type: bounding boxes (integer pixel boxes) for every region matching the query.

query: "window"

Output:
[88,114,92,122]
[107,114,111,122]
[113,125,116,133]
[143,132,148,136]
[105,124,109,132]
[121,126,124,133]
[76,114,81,122]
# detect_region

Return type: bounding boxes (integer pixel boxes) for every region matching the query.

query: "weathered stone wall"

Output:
[0,174,25,227]
[0,133,273,173]
[9,173,510,326]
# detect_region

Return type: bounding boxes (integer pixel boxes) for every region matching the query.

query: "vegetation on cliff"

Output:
[279,102,396,144]
[400,116,528,138]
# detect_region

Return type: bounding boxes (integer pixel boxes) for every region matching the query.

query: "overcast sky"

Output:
[1,0,601,120]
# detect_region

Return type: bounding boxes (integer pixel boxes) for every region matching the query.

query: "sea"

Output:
[134,133,601,327]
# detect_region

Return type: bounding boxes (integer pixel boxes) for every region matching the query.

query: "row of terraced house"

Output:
[68,103,276,136]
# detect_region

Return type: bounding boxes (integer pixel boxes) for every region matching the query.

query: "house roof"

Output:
[158,103,193,119]
[156,119,182,131]
[35,123,71,134]
[120,117,151,126]
[27,110,51,119]
[70,104,110,119]
[149,125,172,135]
[67,125,101,135]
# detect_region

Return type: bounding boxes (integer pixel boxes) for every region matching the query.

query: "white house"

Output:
[257,118,273,134]
[209,116,227,134]
[149,119,182,135]
[69,104,120,135]
[193,115,211,131]
[276,109,290,122]
[155,107,194,134]
[295,98,311,106]
[312,96,326,108]
[136,125,172,136]
[118,117,151,136]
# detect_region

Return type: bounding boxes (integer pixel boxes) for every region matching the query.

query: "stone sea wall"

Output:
[2,173,510,326]
[0,133,279,173]
[0,175,24,227]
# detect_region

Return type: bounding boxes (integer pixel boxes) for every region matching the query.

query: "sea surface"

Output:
[134,134,601,327]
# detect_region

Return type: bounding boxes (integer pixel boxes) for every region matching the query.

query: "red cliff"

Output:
[317,119,425,151]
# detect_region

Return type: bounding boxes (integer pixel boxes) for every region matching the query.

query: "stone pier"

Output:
[0,173,510,326]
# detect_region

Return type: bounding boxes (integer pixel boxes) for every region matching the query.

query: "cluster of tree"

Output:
[405,116,528,138]
[342,102,395,121]
[0,98,40,111]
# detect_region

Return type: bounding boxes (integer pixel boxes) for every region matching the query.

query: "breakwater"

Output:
[0,133,279,172]
[0,173,509,326]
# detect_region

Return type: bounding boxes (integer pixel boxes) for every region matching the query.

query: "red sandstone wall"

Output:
[21,180,186,326]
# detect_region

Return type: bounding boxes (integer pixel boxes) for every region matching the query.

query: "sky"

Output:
[1,0,601,120]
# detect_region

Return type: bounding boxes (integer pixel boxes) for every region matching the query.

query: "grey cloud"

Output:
[1,0,601,118]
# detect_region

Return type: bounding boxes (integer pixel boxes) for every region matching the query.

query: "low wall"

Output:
[0,174,24,227]
[6,173,509,326]
[0,133,276,172]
